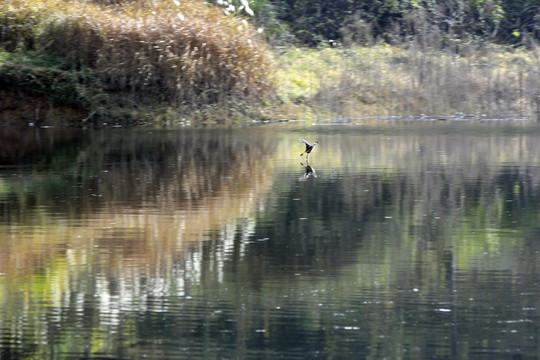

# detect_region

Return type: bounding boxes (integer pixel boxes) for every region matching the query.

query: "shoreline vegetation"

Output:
[1,0,540,127]
[274,44,540,123]
[0,0,271,127]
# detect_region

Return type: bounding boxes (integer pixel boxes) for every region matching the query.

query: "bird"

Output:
[299,139,319,160]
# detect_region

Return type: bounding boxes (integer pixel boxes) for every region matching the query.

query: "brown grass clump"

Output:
[0,0,272,124]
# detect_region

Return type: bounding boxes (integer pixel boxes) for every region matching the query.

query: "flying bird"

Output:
[299,139,319,160]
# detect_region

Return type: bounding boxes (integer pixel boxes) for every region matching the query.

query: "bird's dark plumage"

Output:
[299,139,319,158]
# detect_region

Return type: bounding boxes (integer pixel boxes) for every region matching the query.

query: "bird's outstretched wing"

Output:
[299,139,309,156]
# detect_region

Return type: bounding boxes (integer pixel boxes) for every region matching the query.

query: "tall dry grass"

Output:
[275,43,540,121]
[0,0,272,121]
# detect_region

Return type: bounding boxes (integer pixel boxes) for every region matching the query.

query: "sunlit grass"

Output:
[274,44,540,121]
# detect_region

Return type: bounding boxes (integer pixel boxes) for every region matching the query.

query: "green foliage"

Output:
[0,52,94,106]
[232,0,540,46]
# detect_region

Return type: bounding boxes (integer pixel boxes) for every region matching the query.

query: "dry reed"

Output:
[0,0,272,123]
[274,44,540,121]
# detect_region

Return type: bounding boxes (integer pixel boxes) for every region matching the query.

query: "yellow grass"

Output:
[0,0,272,123]
[274,44,540,121]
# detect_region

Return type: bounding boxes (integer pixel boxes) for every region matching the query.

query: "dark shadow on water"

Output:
[0,129,278,222]
[0,126,84,164]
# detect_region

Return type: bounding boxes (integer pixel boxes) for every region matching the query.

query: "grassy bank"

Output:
[0,0,272,126]
[2,0,540,126]
[274,44,540,122]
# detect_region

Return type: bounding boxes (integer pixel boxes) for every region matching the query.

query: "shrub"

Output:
[0,0,272,119]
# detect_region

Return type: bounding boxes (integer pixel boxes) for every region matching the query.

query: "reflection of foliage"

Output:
[0,129,279,358]
[2,128,540,357]
[0,129,276,222]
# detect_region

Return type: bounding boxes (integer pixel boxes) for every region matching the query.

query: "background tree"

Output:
[217,0,540,47]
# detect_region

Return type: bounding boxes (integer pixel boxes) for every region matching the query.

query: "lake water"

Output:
[1,122,540,359]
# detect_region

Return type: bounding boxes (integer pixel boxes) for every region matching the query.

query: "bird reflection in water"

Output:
[299,161,317,181]
[298,139,319,181]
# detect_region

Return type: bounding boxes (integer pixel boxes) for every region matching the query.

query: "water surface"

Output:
[1,123,540,359]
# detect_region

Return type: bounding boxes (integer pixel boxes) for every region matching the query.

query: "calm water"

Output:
[1,123,540,359]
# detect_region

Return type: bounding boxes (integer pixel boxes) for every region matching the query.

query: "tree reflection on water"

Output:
[0,125,540,359]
